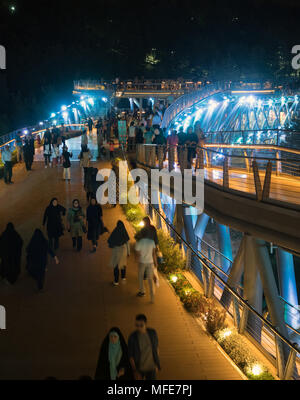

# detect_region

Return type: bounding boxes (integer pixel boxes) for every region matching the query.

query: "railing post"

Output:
[157,145,164,169]
[276,151,281,176]
[207,267,215,298]
[232,297,241,329]
[185,248,192,270]
[238,303,249,334]
[283,347,297,380]
[196,148,204,170]
[262,160,272,201]
[252,160,262,201]
[275,334,286,380]
[223,156,229,188]
[150,145,156,168]
[168,145,175,172]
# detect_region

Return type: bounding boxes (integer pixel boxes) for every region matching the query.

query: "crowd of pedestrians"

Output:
[0,107,180,380]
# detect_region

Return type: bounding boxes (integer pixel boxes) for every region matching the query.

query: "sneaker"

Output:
[113,282,119,286]
[45,166,47,168]
[137,291,145,297]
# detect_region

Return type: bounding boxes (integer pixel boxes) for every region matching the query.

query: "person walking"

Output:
[23,138,34,171]
[79,144,92,183]
[1,145,13,184]
[87,118,93,133]
[135,234,157,303]
[107,220,130,286]
[81,129,89,148]
[95,327,132,380]
[43,198,66,251]
[85,167,99,203]
[43,137,52,168]
[86,197,107,253]
[26,229,59,292]
[67,199,85,252]
[128,314,161,380]
[128,121,136,151]
[62,146,72,181]
[0,223,23,285]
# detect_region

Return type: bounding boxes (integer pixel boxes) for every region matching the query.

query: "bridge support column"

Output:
[183,205,206,287]
[251,239,289,379]
[276,248,299,329]
[241,235,263,339]
[194,213,210,251]
[216,223,232,274]
[220,236,245,312]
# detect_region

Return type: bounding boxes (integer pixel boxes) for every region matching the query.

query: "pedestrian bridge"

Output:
[132,82,300,380]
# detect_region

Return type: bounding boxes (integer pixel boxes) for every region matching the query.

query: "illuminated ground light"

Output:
[170,275,178,283]
[220,328,232,339]
[249,363,263,376]
[138,221,145,228]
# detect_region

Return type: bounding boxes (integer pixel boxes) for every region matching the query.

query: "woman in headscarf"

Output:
[86,197,108,253]
[26,229,59,292]
[95,327,132,380]
[107,221,130,286]
[43,198,66,251]
[67,199,85,252]
[0,223,23,284]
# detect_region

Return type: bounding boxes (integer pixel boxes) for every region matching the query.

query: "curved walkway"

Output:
[0,135,241,380]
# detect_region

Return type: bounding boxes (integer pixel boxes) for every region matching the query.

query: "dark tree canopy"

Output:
[0,0,299,132]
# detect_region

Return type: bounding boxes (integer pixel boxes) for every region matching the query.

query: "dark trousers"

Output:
[24,156,33,170]
[113,265,126,283]
[4,161,12,183]
[36,270,45,290]
[72,236,82,251]
[44,154,51,166]
[140,370,157,380]
[49,237,59,251]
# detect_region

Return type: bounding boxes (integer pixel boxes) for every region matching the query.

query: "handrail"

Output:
[123,146,300,355]
[0,123,85,150]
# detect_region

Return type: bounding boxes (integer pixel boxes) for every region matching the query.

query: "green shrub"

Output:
[182,291,205,315]
[215,328,274,380]
[157,229,186,273]
[202,300,227,335]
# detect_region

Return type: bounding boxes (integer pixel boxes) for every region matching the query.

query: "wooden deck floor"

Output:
[0,134,242,380]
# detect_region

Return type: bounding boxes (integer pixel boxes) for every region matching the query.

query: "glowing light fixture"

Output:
[250,363,263,376]
[171,275,178,283]
[61,105,67,111]
[50,113,56,118]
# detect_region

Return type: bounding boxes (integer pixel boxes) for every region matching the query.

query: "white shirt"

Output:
[135,238,156,264]
[129,126,136,137]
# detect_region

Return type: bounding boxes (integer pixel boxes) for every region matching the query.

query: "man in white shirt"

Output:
[135,237,157,303]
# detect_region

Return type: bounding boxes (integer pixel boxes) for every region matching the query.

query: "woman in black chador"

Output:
[86,197,108,253]
[94,327,132,380]
[43,198,66,250]
[26,229,59,292]
[0,222,23,284]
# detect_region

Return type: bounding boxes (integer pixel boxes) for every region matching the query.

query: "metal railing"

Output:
[136,143,300,207]
[161,81,232,129]
[122,146,300,379]
[203,129,300,149]
[0,124,85,150]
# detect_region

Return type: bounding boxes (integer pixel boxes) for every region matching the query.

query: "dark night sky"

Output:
[0,0,299,130]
